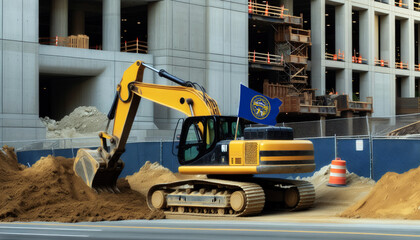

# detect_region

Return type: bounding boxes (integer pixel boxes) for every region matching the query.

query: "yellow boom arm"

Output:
[101,61,220,167]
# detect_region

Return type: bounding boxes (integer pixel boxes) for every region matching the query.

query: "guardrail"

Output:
[352,55,367,64]
[248,51,284,66]
[395,61,409,70]
[325,51,345,61]
[374,59,389,67]
[415,2,420,11]
[395,0,408,8]
[248,1,287,19]
[121,38,148,54]
[39,35,89,49]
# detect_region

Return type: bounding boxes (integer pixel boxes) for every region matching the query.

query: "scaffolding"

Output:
[248,0,310,88]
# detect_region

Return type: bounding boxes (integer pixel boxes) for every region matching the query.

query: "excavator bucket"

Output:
[73,148,124,192]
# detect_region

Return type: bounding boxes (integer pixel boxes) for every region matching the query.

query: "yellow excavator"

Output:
[74,60,315,216]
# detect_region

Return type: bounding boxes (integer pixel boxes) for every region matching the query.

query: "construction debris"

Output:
[341,166,420,219]
[387,120,420,136]
[41,106,107,139]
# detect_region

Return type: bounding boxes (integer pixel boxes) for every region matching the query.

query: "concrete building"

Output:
[0,0,248,142]
[309,0,420,118]
[1,0,419,142]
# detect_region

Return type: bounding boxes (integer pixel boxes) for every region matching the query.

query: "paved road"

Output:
[1,219,420,240]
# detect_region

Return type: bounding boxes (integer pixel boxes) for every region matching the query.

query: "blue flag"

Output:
[238,84,282,126]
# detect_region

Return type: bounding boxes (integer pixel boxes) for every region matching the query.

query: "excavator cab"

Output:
[177,116,244,166]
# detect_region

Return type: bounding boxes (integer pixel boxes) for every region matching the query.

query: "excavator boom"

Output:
[74,61,220,191]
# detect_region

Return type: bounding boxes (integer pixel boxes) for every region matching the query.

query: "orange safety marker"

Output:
[281,53,284,64]
[267,52,271,64]
[253,50,256,62]
[265,2,269,16]
[399,0,403,7]
[380,59,384,67]
[358,55,362,64]
[248,0,253,13]
[280,5,284,18]
[327,158,347,187]
[333,54,337,61]
[400,62,403,69]
[55,36,58,46]
[352,56,355,63]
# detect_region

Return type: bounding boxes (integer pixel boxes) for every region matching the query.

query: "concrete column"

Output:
[359,72,370,102]
[418,24,420,66]
[280,0,293,14]
[400,18,410,65]
[374,14,379,60]
[50,0,68,37]
[71,10,85,35]
[380,14,391,63]
[401,76,412,97]
[408,18,415,70]
[359,9,369,63]
[336,68,352,96]
[311,0,326,95]
[335,3,349,61]
[103,0,120,51]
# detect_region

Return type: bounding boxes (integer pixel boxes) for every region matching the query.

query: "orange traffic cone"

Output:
[253,50,256,62]
[328,158,347,187]
[399,0,403,7]
[267,52,271,64]
[248,0,253,13]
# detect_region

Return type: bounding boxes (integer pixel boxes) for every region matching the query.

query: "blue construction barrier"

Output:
[15,138,420,181]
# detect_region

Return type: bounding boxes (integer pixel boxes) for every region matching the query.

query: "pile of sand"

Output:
[300,165,375,214]
[41,106,107,139]
[126,161,205,196]
[0,146,164,222]
[341,166,420,219]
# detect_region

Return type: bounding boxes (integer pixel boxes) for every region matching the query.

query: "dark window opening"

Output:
[352,72,360,101]
[121,5,148,52]
[395,20,401,63]
[325,70,336,94]
[352,11,360,59]
[325,5,335,54]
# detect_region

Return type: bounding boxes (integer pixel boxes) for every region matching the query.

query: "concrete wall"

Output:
[148,0,248,129]
[0,0,45,141]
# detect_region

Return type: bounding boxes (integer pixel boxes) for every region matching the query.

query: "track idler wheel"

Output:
[284,188,299,208]
[230,191,246,212]
[151,190,167,209]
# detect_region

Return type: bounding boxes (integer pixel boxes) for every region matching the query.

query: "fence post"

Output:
[334,134,337,159]
[366,115,373,179]
[160,139,163,165]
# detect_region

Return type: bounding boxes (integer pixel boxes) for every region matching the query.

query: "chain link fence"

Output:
[1,113,420,152]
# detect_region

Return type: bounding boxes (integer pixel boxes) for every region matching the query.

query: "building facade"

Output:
[0,0,419,142]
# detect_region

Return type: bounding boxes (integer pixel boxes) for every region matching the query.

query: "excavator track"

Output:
[147,178,315,217]
[147,179,265,217]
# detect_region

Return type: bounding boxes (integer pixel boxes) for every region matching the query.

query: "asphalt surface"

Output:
[1,219,420,240]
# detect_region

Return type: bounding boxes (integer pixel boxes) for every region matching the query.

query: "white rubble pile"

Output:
[41,106,108,139]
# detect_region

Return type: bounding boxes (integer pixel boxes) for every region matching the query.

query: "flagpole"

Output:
[235,83,243,140]
[234,116,240,140]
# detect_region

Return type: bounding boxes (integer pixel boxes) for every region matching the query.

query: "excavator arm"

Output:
[73,60,220,191]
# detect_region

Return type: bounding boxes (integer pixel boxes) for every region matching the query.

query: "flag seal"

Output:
[250,95,271,120]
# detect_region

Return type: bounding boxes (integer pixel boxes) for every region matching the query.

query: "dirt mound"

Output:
[41,106,107,138]
[127,161,206,196]
[0,146,164,222]
[341,166,420,219]
[300,165,375,214]
[387,120,420,136]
